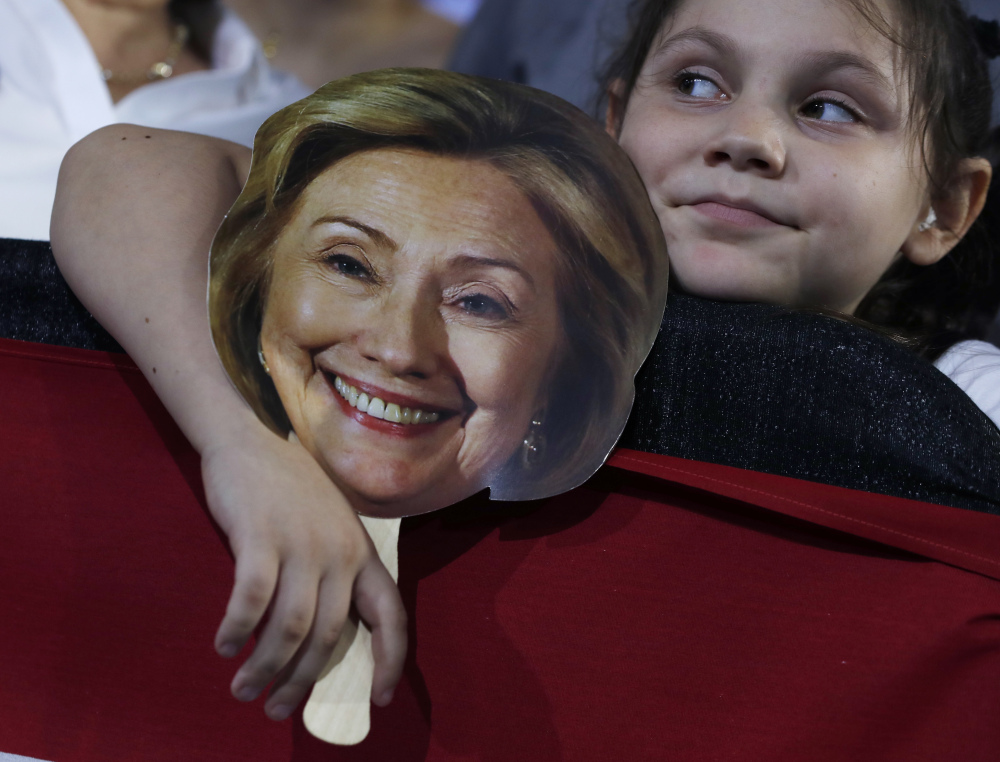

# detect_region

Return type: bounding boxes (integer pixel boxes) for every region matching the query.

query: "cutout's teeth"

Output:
[334,376,443,425]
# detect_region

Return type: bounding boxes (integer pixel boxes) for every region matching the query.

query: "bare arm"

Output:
[51,125,406,719]
[53,127,249,454]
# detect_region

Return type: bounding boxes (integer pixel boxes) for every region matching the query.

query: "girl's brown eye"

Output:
[801,99,857,123]
[676,73,724,100]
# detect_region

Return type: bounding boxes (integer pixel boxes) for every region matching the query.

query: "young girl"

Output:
[50,0,999,726]
[601,0,999,424]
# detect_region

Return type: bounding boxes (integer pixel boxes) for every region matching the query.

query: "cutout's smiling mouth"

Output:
[332,374,445,425]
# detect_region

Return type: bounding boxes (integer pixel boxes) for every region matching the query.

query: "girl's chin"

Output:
[672,267,789,305]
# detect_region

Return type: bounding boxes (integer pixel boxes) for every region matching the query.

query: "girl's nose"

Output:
[357,286,445,379]
[704,105,787,177]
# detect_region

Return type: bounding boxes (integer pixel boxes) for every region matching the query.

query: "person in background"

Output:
[449,0,626,114]
[226,0,481,88]
[0,0,309,241]
[0,0,480,242]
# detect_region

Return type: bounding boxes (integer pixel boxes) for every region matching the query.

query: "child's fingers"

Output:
[354,560,408,706]
[260,573,354,721]
[229,564,319,703]
[260,650,310,722]
[260,558,406,720]
[215,546,280,658]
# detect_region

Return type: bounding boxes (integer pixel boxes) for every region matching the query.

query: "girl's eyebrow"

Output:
[650,26,894,98]
[793,51,894,97]
[649,27,743,63]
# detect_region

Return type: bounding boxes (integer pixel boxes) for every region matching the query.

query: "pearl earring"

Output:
[918,207,937,233]
[521,414,546,470]
[257,336,271,376]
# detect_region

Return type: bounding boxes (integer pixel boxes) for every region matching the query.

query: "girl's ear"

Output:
[902,157,992,266]
[605,79,627,140]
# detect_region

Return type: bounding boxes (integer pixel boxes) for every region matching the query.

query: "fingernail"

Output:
[376,688,394,706]
[218,643,237,658]
[235,685,256,702]
[268,704,293,721]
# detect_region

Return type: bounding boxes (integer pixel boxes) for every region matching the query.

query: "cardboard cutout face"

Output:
[209,69,669,519]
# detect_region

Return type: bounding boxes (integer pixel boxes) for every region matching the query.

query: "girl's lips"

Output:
[691,201,783,228]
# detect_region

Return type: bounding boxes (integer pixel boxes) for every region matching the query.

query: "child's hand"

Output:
[200,424,407,721]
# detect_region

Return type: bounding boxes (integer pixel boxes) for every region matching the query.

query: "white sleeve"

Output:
[934,340,1000,429]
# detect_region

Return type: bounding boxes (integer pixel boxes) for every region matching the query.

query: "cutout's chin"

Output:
[344,480,482,519]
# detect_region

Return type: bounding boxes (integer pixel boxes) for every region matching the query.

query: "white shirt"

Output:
[0,0,310,241]
[935,340,1000,429]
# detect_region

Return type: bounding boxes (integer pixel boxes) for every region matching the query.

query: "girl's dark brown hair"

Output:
[602,0,1000,359]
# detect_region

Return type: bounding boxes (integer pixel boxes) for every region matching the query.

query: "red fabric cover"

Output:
[2,337,999,761]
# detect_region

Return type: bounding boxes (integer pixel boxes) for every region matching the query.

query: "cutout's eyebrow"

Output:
[450,253,536,290]
[308,219,537,290]
[310,215,397,250]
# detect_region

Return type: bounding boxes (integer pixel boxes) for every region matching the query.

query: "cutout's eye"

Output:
[456,292,509,319]
[677,72,725,100]
[800,99,858,123]
[324,251,372,279]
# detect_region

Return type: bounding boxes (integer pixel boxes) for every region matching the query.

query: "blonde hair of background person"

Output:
[211,68,668,503]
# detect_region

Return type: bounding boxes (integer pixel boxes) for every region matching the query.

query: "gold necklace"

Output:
[99,23,190,84]
[261,29,280,60]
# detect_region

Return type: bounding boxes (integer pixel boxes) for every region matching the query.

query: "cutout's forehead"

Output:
[294,148,544,241]
[280,147,560,289]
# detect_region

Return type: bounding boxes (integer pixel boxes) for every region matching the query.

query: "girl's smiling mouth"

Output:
[324,370,467,436]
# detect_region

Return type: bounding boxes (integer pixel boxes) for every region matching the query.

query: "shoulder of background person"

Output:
[448,0,632,114]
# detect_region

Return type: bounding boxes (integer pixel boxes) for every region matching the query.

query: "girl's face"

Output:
[613,0,930,313]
